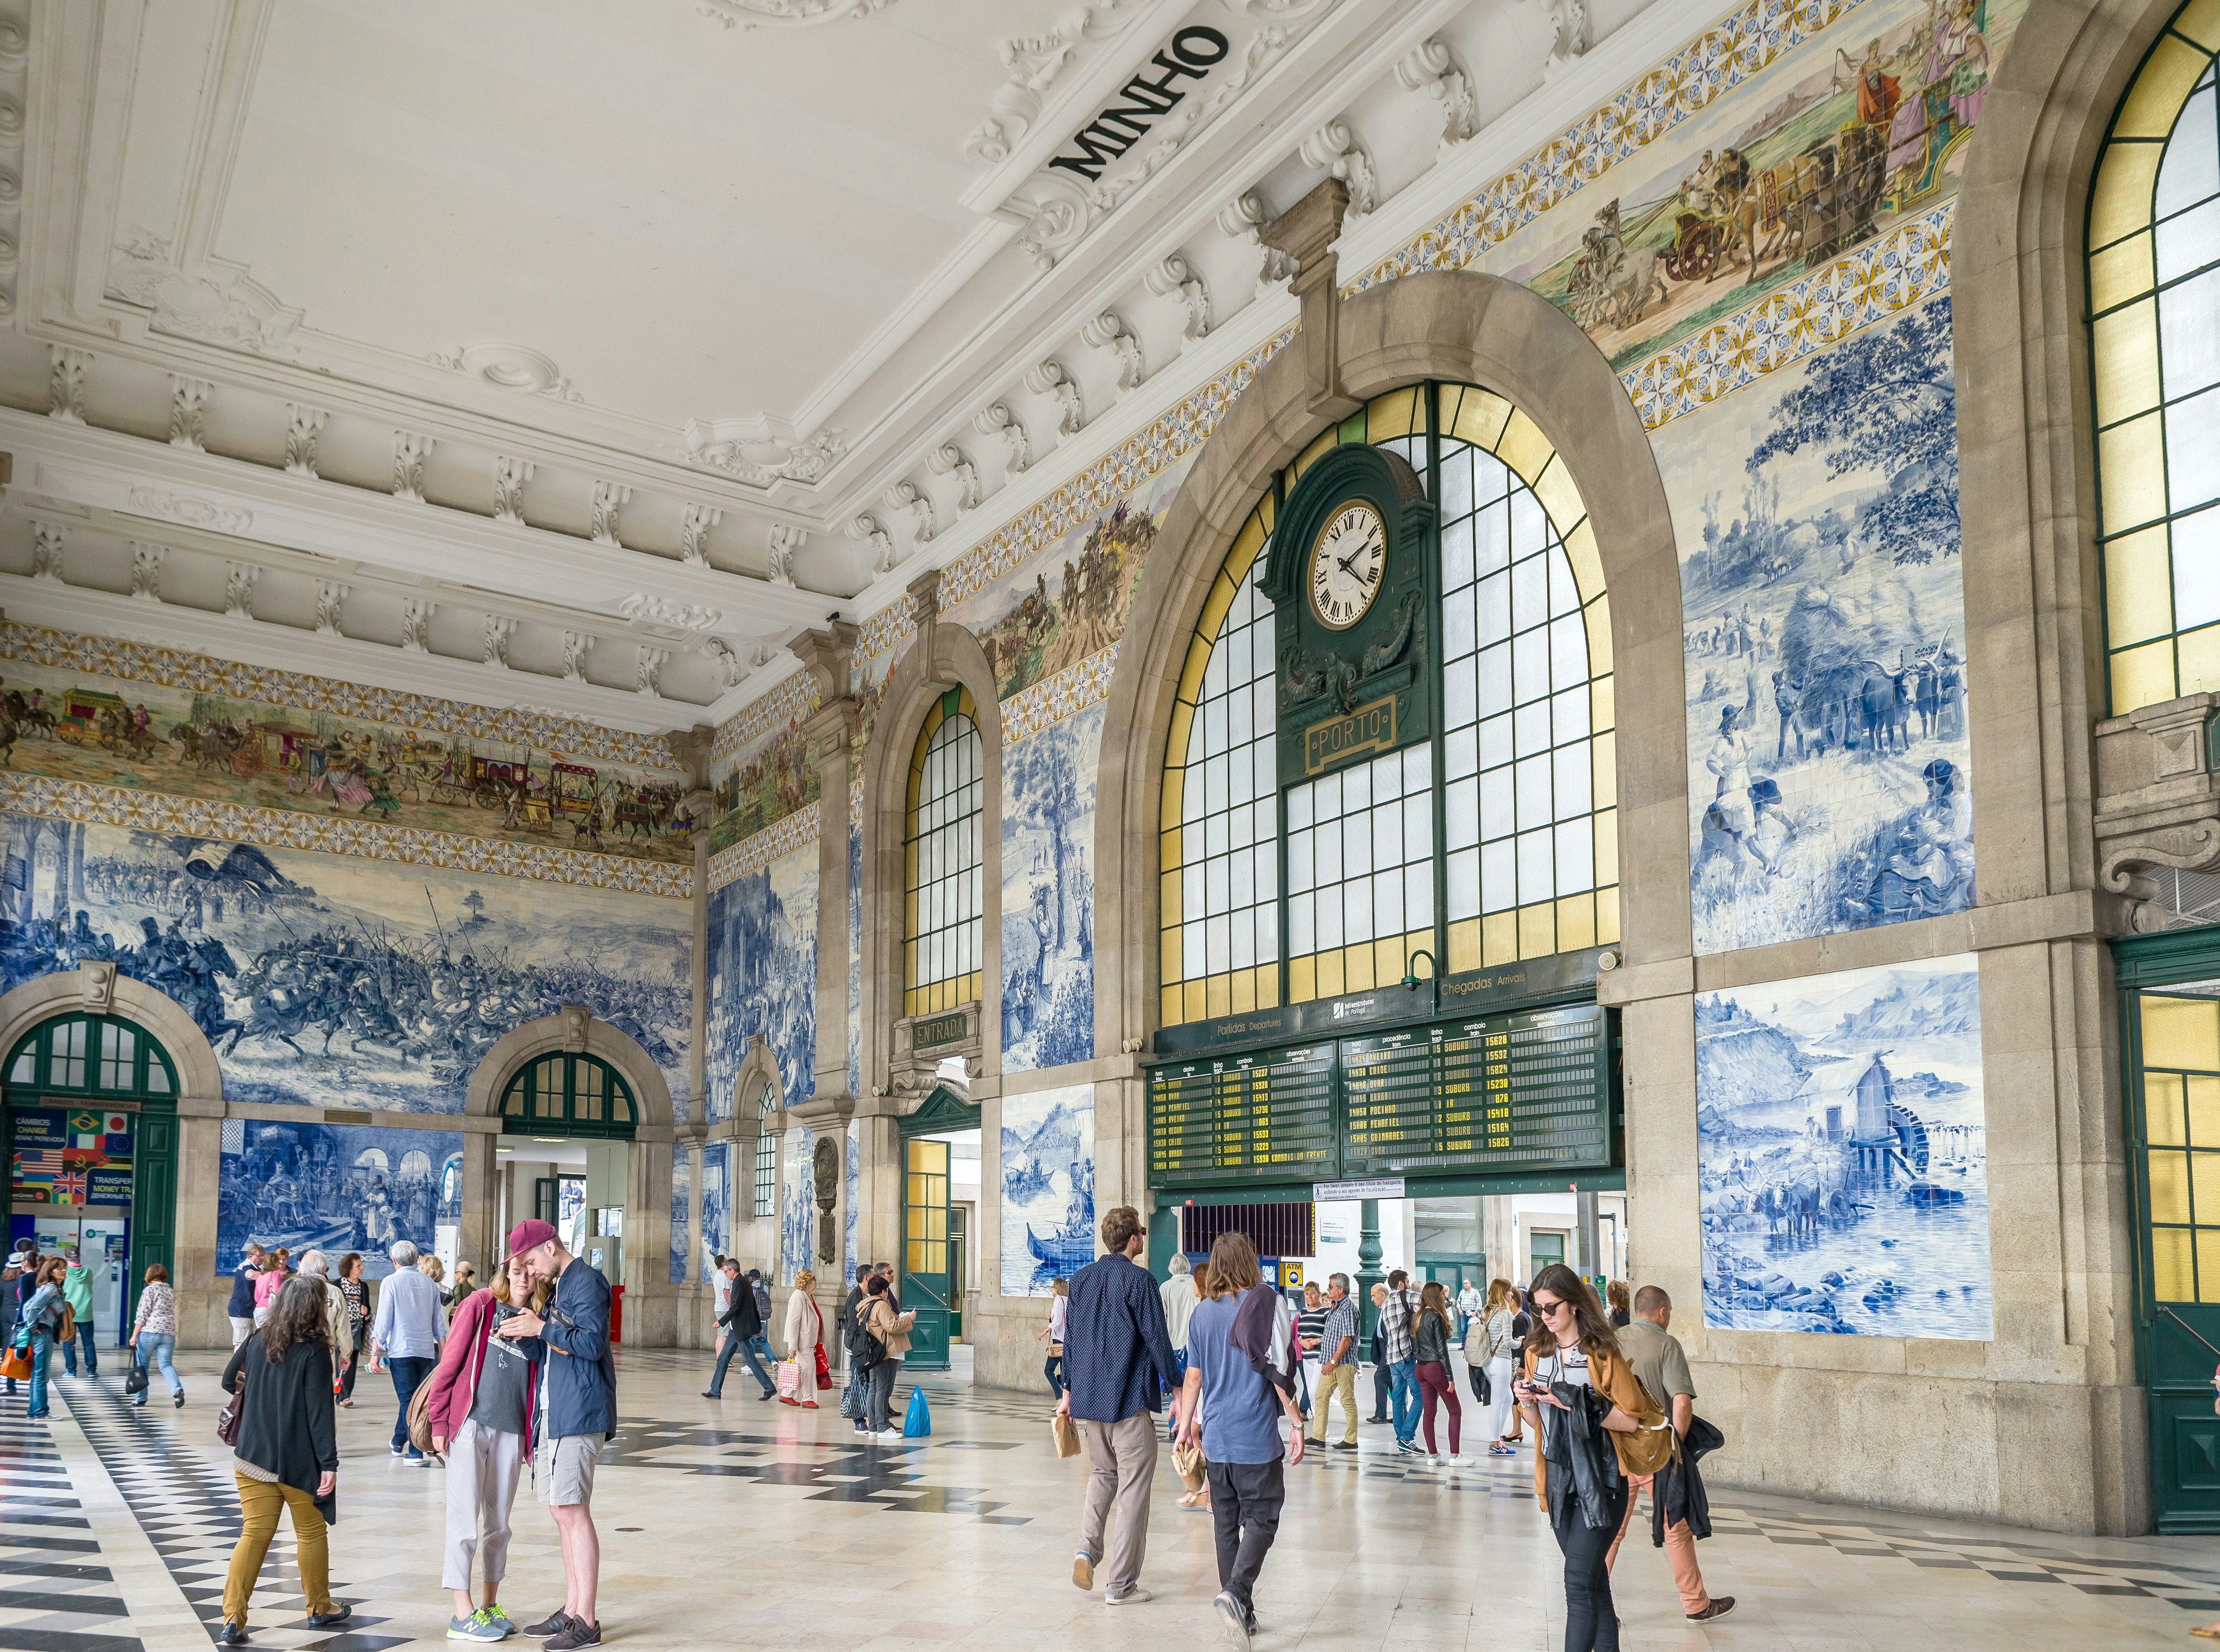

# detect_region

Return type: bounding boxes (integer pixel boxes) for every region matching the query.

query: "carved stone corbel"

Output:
[80,962,117,1012]
[561,1003,591,1053]
[1259,178,1353,416]
[2093,692,2220,924]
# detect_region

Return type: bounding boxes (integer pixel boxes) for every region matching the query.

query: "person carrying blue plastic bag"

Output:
[903,1386,931,1438]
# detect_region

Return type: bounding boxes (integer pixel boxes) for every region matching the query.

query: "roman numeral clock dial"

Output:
[1307,502,1387,631]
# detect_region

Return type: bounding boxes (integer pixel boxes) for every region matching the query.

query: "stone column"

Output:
[627,1125,675,1347]
[458,1116,502,1281]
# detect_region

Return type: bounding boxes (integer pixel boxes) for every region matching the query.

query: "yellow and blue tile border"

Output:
[706,799,821,894]
[0,771,693,900]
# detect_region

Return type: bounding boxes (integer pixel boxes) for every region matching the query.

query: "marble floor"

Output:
[2,1345,2212,1652]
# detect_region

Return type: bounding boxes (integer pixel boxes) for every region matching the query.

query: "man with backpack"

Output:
[842,1264,890,1432]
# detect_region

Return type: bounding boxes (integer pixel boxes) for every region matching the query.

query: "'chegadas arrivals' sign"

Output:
[1049,27,1229,180]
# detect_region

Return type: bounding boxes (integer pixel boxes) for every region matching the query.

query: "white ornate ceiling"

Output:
[0,0,1654,735]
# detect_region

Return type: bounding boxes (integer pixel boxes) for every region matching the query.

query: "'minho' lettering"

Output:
[1048,28,1230,181]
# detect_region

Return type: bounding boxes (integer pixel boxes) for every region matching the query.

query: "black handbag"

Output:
[1470,1362,1492,1405]
[123,1363,149,1395]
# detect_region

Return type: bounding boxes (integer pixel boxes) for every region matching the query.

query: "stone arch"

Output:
[1097,268,1686,1071]
[0,966,228,1344]
[462,1006,679,1343]
[858,594,1005,1099]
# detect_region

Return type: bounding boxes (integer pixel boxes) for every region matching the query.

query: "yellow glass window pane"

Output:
[2117,35,2212,138]
[907,1174,927,1204]
[2190,1075,2220,1147]
[2154,1224,2196,1301]
[2090,231,2156,313]
[1197,569,1241,647]
[1563,520,1604,605]
[1496,409,1555,491]
[2105,524,2173,646]
[1160,764,1186,834]
[1178,635,1212,705]
[906,1241,928,1272]
[1533,454,1587,537]
[2144,995,2220,1070]
[1374,936,1404,987]
[2151,1071,2190,1145]
[2194,1152,2220,1225]
[1594,809,1620,888]
[2201,1231,2220,1304]
[2178,624,2220,697]
[1593,731,1618,810]
[2099,412,2167,534]
[1162,985,1183,1024]
[2112,638,2178,713]
[1206,973,1231,1018]
[2152,1149,2195,1223]
[1482,911,1519,965]
[1160,927,1182,984]
[1518,902,1556,959]
[1289,955,1317,1005]
[1448,918,1482,974]
[2093,299,2162,425]
[1450,387,1513,451]
[2091,141,2164,249]
[1290,425,1337,480]
[1318,950,1346,999]
[1337,946,1369,993]
[1231,968,1256,1013]
[1557,892,1597,951]
[1366,385,1419,440]
[1224,512,1270,586]
[1590,673,1616,734]
[1597,886,1622,945]
[1257,969,1279,1010]
[2178,0,2220,51]
[1184,979,1207,1023]
[1585,595,1614,677]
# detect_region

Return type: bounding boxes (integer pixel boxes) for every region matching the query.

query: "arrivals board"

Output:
[1144,1001,1612,1187]
[1145,1042,1336,1183]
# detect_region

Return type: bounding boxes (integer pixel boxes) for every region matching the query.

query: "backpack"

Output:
[846,1300,885,1370]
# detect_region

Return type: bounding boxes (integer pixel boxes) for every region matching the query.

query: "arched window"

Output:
[1158,384,1616,1024]
[2090,4,2220,712]
[5,1014,175,1097]
[753,1077,778,1218]
[904,686,984,1018]
[498,1053,637,1138]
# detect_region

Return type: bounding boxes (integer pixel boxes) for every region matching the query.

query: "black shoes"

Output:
[217,1623,249,1645]
[1689,1598,1737,1623]
[545,1621,601,1650]
[521,1610,574,1639]
[306,1606,351,1629]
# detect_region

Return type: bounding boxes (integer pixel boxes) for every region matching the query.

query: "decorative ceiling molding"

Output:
[106,231,304,357]
[617,592,725,636]
[677,414,848,488]
[693,0,897,29]
[963,2,1146,166]
[426,341,583,403]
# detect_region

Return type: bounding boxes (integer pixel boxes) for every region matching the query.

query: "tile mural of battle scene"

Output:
[708,714,817,854]
[1001,703,1100,1075]
[217,1117,462,1282]
[1662,295,1971,955]
[1000,1083,1093,1297]
[1696,956,1990,1339]
[0,814,691,1113]
[1497,0,2022,371]
[704,847,817,1121]
[0,656,694,863]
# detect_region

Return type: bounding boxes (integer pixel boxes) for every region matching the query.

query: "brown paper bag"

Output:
[1052,1412,1083,1458]
[1172,1440,1206,1492]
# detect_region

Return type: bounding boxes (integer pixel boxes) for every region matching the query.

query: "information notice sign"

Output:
[1145,1002,1612,1188]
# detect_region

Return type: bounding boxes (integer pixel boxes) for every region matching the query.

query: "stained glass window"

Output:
[2091,5,2220,711]
[1156,384,1618,1023]
[2137,989,2220,1302]
[903,686,985,1018]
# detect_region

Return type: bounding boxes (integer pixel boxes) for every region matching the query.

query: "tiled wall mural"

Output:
[217,1117,462,1281]
[0,812,692,1115]
[702,846,817,1118]
[668,1142,690,1284]
[843,1123,859,1286]
[1000,703,1102,1074]
[779,1123,816,1284]
[1000,1084,1093,1297]
[1695,955,1990,1337]
[1661,295,1970,953]
[701,1143,730,1280]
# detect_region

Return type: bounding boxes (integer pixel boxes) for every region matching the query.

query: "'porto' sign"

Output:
[1049,27,1230,181]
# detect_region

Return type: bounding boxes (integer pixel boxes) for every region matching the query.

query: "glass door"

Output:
[902,1137,952,1372]
[2126,981,2220,1532]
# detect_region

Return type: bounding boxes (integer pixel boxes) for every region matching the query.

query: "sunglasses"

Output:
[1533,1297,1569,1316]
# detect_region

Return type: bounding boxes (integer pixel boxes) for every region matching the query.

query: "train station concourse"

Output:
[0,0,2215,1647]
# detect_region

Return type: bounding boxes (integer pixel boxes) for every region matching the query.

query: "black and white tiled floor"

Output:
[0,1383,140,1652]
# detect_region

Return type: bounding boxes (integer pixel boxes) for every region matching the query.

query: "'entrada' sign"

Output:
[1049,27,1230,181]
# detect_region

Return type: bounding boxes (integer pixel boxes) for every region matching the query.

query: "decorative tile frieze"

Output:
[0,622,684,772]
[706,799,821,892]
[1623,201,1953,430]
[0,771,693,899]
[1002,645,1119,744]
[711,668,821,764]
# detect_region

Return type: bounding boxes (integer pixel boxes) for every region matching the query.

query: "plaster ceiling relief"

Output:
[693,0,898,29]
[678,414,847,488]
[425,341,583,402]
[106,232,304,357]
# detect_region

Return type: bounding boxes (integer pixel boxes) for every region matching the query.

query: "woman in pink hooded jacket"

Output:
[423,1253,546,1643]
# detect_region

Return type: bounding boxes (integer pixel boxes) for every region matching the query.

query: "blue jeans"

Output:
[133,1332,179,1402]
[1388,1358,1419,1443]
[388,1355,435,1456]
[61,1321,96,1376]
[1167,1350,1188,1436]
[25,1332,51,1417]
[747,1332,774,1374]
[708,1329,774,1397]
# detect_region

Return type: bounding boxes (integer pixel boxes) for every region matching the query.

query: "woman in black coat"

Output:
[217,1278,351,1644]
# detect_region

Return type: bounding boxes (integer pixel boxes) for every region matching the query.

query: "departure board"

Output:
[1146,1042,1335,1184]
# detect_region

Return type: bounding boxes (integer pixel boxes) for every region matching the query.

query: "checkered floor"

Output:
[0,1381,140,1652]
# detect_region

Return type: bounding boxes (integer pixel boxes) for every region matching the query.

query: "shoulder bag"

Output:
[217,1368,246,1446]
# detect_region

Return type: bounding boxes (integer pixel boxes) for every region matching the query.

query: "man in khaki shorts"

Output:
[495,1220,616,1651]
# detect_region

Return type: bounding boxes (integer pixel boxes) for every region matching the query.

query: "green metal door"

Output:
[902,1136,952,1372]
[130,1107,176,1323]
[2122,969,2220,1532]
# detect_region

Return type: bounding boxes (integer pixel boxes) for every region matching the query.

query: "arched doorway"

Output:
[899,1084,980,1372]
[500,1053,639,1302]
[1,1010,180,1345]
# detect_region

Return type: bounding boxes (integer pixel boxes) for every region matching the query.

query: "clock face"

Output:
[1307,501,1387,631]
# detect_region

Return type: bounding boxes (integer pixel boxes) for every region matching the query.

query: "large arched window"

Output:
[904,686,985,1018]
[753,1077,778,1218]
[1158,384,1616,1025]
[5,1014,175,1097]
[498,1053,637,1138]
[2090,3,2220,712]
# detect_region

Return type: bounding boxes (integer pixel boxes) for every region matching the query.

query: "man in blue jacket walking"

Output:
[497,1219,616,1651]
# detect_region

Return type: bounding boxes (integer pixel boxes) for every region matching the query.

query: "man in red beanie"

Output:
[494,1219,614,1650]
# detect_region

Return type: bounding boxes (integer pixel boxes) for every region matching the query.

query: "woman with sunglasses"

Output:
[1512,1263,1663,1652]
